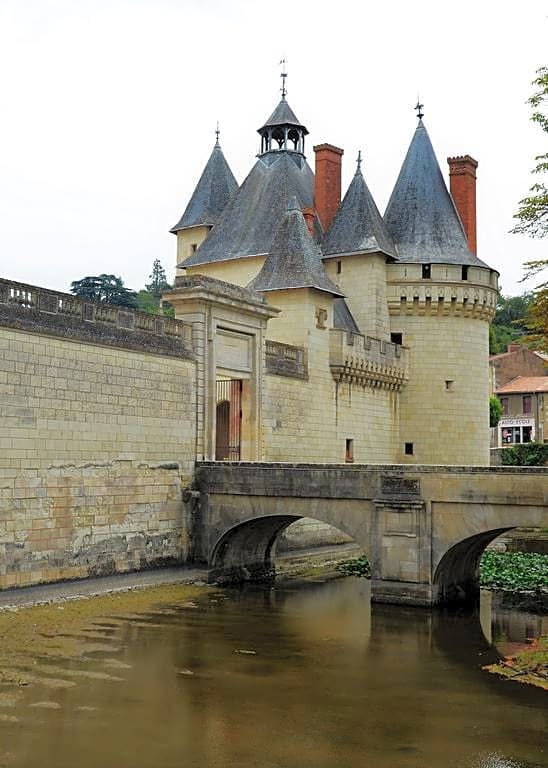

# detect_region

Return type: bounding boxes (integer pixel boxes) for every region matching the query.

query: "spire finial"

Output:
[415,98,424,120]
[215,121,220,146]
[356,150,362,173]
[279,57,288,99]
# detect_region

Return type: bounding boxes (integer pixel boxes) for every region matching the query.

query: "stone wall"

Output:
[0,290,197,588]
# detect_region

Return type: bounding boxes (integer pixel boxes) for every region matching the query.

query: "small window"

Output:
[523,395,532,414]
[336,260,342,275]
[462,266,469,281]
[404,442,414,456]
[445,380,454,392]
[345,439,354,463]
[422,264,431,279]
[315,307,328,329]
[391,332,403,346]
[190,243,197,254]
[500,397,509,416]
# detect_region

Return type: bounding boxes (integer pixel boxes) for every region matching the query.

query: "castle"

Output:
[0,80,505,591]
[166,87,499,467]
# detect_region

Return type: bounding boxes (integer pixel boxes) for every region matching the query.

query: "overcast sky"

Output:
[0,0,546,296]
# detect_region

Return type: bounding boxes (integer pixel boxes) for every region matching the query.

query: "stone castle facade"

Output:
[0,86,501,589]
[167,90,499,466]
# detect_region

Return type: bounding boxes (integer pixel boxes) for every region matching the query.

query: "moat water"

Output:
[0,577,546,768]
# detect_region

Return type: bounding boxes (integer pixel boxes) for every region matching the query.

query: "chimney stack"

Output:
[447,155,478,255]
[313,144,344,233]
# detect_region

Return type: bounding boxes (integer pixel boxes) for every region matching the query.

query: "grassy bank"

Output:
[484,637,548,691]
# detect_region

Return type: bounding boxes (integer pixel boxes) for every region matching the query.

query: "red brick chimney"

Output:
[301,206,316,236]
[313,144,344,233]
[447,155,478,255]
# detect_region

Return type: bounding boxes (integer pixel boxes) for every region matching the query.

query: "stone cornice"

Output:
[386,280,497,319]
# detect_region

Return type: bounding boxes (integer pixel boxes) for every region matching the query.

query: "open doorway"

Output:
[215,379,242,461]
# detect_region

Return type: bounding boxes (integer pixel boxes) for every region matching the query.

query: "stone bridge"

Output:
[193,462,548,606]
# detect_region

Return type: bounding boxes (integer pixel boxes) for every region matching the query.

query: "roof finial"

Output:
[215,121,220,146]
[415,97,424,120]
[356,150,362,173]
[279,57,288,100]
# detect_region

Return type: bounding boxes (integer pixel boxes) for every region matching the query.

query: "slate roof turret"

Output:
[323,155,397,260]
[247,197,343,297]
[258,97,308,134]
[384,119,490,268]
[180,151,319,268]
[170,139,238,234]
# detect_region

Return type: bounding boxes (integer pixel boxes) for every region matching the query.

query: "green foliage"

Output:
[336,555,371,578]
[136,289,174,317]
[500,442,548,466]
[512,67,548,239]
[489,396,503,428]
[146,259,171,299]
[480,551,548,591]
[70,274,138,309]
[489,293,532,353]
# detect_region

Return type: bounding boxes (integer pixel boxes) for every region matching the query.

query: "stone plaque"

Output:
[380,476,420,497]
[118,311,135,330]
[216,329,252,372]
[39,293,58,314]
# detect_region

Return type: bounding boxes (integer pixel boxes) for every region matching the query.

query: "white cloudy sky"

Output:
[0,0,546,295]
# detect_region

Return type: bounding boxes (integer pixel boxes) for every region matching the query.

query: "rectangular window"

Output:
[391,332,403,346]
[345,439,354,463]
[315,307,328,329]
[500,397,509,416]
[422,264,431,279]
[523,395,532,414]
[190,243,197,254]
[404,442,414,456]
[445,380,454,391]
[462,266,469,281]
[336,260,342,275]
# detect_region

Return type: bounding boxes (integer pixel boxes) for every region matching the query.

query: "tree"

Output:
[489,396,503,428]
[146,259,171,299]
[70,274,138,309]
[512,67,548,349]
[512,67,548,239]
[489,292,532,353]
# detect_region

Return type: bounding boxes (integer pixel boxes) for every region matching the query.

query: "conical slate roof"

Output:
[333,298,360,333]
[181,151,319,268]
[258,97,308,133]
[170,141,238,233]
[384,120,490,267]
[247,197,343,296]
[323,163,397,259]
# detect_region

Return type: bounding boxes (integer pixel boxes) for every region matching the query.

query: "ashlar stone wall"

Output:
[0,325,196,589]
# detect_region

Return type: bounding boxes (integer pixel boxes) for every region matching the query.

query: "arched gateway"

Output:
[193,462,548,607]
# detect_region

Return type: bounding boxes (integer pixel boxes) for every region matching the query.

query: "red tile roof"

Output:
[495,376,548,394]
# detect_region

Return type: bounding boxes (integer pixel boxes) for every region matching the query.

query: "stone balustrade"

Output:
[329,328,409,390]
[0,278,194,359]
[265,339,308,380]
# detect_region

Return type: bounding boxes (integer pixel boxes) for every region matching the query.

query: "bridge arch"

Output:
[208,509,367,585]
[433,528,513,604]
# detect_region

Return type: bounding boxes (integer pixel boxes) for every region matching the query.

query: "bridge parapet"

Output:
[329,329,409,390]
[0,277,194,358]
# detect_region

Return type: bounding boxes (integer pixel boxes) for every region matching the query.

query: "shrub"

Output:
[500,442,548,466]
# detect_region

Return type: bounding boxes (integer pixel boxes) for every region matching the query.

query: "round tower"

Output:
[384,115,498,466]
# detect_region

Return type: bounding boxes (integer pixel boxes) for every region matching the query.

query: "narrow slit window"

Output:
[422,264,431,279]
[462,266,469,281]
[345,439,354,463]
[336,260,342,275]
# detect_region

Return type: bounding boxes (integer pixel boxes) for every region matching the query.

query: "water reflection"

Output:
[0,579,546,768]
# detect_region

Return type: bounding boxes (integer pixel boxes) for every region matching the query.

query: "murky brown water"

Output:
[0,578,546,768]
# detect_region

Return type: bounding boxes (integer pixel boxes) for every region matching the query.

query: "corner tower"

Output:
[171,129,238,276]
[384,113,498,465]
